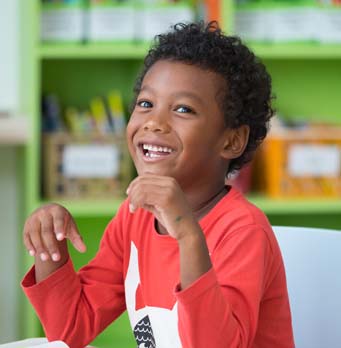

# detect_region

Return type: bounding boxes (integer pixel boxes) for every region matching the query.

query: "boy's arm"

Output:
[127,174,212,290]
[22,205,126,348]
[176,219,212,289]
[23,203,86,283]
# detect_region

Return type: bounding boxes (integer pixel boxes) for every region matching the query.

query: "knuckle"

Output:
[34,242,44,253]
[24,217,36,231]
[44,239,57,252]
[41,224,52,236]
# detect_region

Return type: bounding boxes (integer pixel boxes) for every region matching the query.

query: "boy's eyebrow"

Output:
[170,91,204,105]
[140,85,204,105]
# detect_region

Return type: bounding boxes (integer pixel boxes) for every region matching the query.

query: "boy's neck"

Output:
[193,185,229,220]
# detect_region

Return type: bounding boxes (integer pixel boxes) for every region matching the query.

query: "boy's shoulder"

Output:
[202,187,274,245]
[206,186,269,227]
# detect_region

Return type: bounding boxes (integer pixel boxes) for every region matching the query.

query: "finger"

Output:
[40,214,61,262]
[66,219,86,253]
[129,188,160,213]
[52,209,68,241]
[128,175,174,197]
[23,220,36,257]
[129,202,137,213]
[29,219,49,262]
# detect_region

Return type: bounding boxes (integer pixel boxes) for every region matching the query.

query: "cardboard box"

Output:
[259,126,341,198]
[43,132,132,199]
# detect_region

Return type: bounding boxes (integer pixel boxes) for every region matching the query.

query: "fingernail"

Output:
[52,253,59,262]
[56,233,64,241]
[126,186,130,195]
[29,250,35,256]
[40,253,48,261]
[129,203,135,213]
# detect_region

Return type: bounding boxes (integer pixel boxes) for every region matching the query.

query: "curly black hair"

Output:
[133,21,274,175]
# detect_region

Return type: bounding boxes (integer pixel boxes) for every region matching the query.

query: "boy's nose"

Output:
[143,114,170,133]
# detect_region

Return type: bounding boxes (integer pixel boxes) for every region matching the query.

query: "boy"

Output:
[22,22,294,348]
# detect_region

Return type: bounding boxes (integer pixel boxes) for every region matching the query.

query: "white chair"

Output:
[273,226,341,348]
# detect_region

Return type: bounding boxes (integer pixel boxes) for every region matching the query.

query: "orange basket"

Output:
[259,126,341,198]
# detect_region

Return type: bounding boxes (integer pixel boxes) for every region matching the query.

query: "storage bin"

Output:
[87,0,135,42]
[43,132,132,199]
[41,0,86,43]
[135,1,194,41]
[259,126,341,198]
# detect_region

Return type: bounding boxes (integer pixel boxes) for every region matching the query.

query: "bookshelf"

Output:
[20,0,341,346]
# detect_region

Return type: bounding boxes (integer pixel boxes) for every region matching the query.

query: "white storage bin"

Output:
[87,0,135,42]
[41,1,85,42]
[135,2,194,42]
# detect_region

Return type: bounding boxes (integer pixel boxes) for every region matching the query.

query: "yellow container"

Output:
[260,126,341,198]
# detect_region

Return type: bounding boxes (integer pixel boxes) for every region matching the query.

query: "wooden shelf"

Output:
[0,116,29,145]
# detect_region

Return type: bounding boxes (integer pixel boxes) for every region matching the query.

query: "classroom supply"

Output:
[107,90,126,135]
[234,0,341,43]
[41,0,86,42]
[42,94,64,132]
[42,132,132,199]
[87,0,135,42]
[89,96,111,134]
[258,124,341,198]
[135,0,194,41]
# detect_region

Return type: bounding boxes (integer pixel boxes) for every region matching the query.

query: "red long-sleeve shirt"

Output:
[22,187,294,348]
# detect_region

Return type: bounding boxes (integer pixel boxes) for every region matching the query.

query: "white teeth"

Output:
[142,143,173,153]
[145,152,160,158]
[150,153,160,158]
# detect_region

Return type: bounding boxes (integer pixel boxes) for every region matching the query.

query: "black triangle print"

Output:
[133,315,156,348]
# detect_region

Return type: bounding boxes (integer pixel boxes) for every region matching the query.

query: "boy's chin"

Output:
[135,164,175,178]
[136,168,167,177]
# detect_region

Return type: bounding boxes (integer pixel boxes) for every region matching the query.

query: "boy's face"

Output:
[127,60,229,190]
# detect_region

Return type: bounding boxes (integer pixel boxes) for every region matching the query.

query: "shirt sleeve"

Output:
[175,224,274,348]
[21,217,126,348]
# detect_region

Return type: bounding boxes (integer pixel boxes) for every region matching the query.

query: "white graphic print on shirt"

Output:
[124,242,181,348]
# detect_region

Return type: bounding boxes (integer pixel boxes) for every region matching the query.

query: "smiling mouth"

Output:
[139,143,174,159]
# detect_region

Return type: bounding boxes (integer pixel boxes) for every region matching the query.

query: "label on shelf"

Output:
[288,144,340,177]
[63,144,120,178]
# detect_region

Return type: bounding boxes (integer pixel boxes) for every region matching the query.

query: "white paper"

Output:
[63,144,120,178]
[288,144,340,177]
[0,338,68,348]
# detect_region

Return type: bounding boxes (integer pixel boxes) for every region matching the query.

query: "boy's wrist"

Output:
[172,214,202,242]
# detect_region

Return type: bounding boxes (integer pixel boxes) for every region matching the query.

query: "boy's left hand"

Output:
[126,174,198,240]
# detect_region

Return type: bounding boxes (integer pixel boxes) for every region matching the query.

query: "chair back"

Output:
[273,226,341,348]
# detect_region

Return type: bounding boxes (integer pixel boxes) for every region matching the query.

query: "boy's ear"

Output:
[220,125,250,160]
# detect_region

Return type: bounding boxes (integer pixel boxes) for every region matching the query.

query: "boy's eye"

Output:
[137,100,153,108]
[175,105,194,114]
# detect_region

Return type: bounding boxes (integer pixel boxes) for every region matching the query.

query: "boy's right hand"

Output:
[23,203,86,263]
